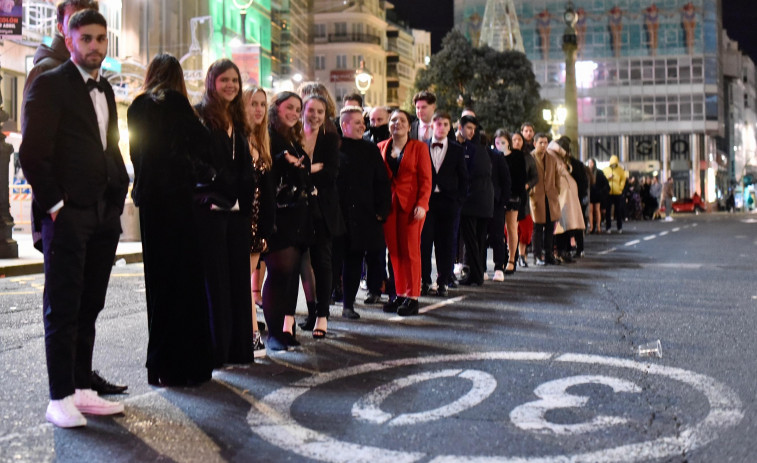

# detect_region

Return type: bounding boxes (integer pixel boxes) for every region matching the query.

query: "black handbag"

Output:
[194,178,235,210]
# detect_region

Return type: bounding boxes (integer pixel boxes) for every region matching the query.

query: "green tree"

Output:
[414,29,548,136]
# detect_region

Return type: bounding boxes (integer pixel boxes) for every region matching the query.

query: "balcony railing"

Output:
[327,33,381,46]
[22,1,57,42]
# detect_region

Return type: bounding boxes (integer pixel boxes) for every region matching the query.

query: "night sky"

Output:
[391,0,757,63]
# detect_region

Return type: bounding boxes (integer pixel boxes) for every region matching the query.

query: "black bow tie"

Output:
[432,142,443,149]
[85,78,105,93]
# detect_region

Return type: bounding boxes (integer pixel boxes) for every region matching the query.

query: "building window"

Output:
[315,55,325,70]
[352,54,364,69]
[336,55,347,69]
[628,135,660,161]
[314,23,325,38]
[585,136,618,162]
[334,22,347,36]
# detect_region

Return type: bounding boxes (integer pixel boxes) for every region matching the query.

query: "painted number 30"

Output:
[510,375,642,435]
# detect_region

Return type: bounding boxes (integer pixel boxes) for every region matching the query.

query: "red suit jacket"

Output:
[378,138,433,213]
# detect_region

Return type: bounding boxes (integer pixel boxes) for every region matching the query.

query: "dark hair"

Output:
[343,93,363,107]
[459,115,478,127]
[556,136,572,155]
[413,90,437,106]
[68,8,106,31]
[520,122,534,131]
[198,59,249,136]
[432,111,452,123]
[57,0,98,25]
[297,81,336,119]
[533,132,549,143]
[493,129,512,150]
[269,91,303,145]
[142,54,187,100]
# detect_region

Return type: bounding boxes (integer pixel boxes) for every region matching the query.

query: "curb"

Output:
[0,252,143,278]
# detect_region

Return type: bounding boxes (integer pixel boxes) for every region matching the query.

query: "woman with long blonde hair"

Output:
[243,87,274,352]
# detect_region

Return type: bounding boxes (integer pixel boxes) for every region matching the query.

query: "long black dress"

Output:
[128,90,215,386]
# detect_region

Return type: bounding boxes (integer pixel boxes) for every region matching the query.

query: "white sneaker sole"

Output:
[46,411,87,428]
[75,402,124,416]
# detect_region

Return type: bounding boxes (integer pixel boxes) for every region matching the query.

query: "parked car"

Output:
[672,194,707,213]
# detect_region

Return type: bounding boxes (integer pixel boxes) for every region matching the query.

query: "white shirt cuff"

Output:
[47,201,64,214]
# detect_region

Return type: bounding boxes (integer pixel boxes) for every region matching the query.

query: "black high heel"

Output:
[298,316,316,331]
[283,322,300,347]
[504,260,516,275]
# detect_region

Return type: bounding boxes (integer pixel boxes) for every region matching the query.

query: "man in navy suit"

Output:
[420,111,468,297]
[410,90,436,142]
[20,9,129,428]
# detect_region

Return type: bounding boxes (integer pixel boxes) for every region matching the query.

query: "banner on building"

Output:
[232,44,260,87]
[330,70,355,83]
[0,0,22,37]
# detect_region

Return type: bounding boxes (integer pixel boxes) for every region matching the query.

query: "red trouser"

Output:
[383,198,425,298]
[517,214,534,245]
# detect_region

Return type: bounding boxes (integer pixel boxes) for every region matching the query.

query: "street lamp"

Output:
[562,1,579,158]
[355,60,373,99]
[542,106,567,140]
[232,0,254,44]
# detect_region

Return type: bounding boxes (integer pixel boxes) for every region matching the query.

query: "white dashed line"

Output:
[672,227,680,232]
[624,240,641,246]
[643,235,656,241]
[388,296,466,321]
[659,231,669,236]
[598,247,617,255]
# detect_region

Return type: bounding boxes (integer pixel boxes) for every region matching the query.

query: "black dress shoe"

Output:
[383,297,404,313]
[342,308,361,319]
[436,285,448,297]
[420,284,430,296]
[397,298,419,316]
[363,293,381,304]
[91,370,127,395]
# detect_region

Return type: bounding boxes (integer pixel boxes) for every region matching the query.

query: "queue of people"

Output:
[21,11,675,427]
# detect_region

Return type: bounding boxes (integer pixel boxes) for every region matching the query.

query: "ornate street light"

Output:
[232,0,254,44]
[355,60,373,96]
[562,1,579,158]
[542,105,567,140]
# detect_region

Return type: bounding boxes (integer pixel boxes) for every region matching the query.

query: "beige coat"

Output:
[529,147,562,224]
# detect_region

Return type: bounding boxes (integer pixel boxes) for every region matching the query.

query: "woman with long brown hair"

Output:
[128,53,215,386]
[242,87,274,352]
[195,59,256,366]
[264,91,314,350]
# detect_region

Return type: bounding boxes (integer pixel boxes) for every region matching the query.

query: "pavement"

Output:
[0,232,143,277]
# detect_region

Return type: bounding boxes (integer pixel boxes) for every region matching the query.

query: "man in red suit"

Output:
[378,110,433,316]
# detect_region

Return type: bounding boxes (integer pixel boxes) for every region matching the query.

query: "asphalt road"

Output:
[1,213,756,462]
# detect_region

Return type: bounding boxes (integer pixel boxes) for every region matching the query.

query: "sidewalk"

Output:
[0,233,143,277]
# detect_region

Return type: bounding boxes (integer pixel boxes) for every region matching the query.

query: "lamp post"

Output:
[232,0,254,44]
[542,106,567,140]
[0,71,17,258]
[562,1,579,157]
[355,60,373,104]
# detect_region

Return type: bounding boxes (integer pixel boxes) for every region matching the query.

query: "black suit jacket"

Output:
[311,130,345,240]
[20,60,128,213]
[461,140,494,218]
[426,140,468,211]
[337,137,391,251]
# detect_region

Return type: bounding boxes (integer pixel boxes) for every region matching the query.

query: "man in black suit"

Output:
[421,112,468,297]
[24,0,127,398]
[336,106,392,318]
[410,90,436,142]
[20,9,129,428]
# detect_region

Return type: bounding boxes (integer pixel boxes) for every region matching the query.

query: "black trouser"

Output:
[487,204,506,272]
[263,246,305,342]
[342,244,385,309]
[533,196,555,262]
[303,241,333,318]
[195,208,253,367]
[460,215,489,284]
[42,201,121,400]
[421,200,459,286]
[605,194,624,231]
[364,246,387,295]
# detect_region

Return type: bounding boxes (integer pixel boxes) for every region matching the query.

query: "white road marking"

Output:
[659,231,669,236]
[388,296,466,321]
[643,235,656,241]
[246,351,743,463]
[510,375,641,435]
[741,219,757,224]
[597,247,616,255]
[672,227,680,232]
[624,240,641,246]
[352,369,497,426]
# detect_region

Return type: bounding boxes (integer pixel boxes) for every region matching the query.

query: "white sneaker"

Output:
[46,395,87,428]
[664,216,674,222]
[492,270,505,282]
[74,389,124,415]
[483,272,490,280]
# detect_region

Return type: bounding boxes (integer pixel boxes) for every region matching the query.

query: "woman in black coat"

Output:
[587,158,609,234]
[195,59,256,367]
[495,130,527,275]
[128,54,215,386]
[296,94,345,336]
[264,91,314,350]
